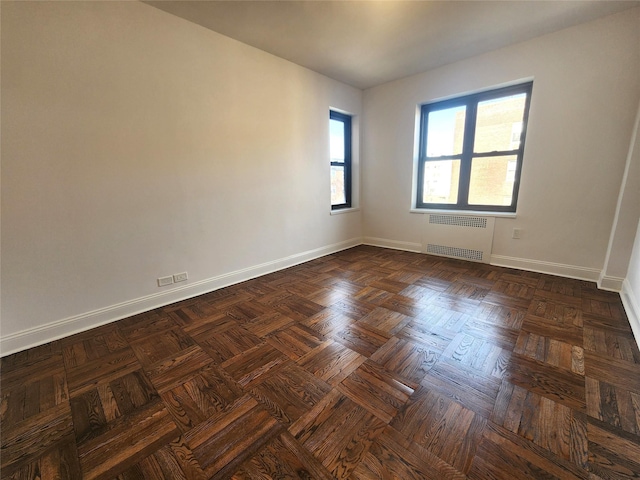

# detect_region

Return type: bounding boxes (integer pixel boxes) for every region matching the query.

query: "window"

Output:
[330,111,352,210]
[416,82,533,212]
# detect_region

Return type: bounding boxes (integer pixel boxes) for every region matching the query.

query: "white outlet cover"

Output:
[158,276,173,287]
[173,272,188,283]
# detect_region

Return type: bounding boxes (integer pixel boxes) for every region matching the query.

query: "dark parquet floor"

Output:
[2,246,640,479]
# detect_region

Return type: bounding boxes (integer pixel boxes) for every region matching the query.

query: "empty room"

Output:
[2,1,640,478]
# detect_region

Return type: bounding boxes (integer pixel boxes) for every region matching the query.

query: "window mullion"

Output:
[458,101,477,208]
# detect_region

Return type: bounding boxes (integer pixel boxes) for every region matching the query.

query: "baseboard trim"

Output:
[490,254,601,283]
[620,279,640,351]
[597,274,625,292]
[0,237,363,356]
[362,237,422,253]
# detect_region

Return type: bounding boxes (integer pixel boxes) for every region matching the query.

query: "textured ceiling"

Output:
[145,1,639,89]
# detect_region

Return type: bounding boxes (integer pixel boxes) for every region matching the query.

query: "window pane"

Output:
[330,119,345,161]
[468,155,517,206]
[331,165,346,205]
[422,160,460,204]
[473,94,526,153]
[426,106,466,157]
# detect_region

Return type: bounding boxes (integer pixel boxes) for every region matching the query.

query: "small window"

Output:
[416,82,533,212]
[330,111,352,210]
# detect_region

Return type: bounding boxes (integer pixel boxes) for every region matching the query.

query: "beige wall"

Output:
[362,8,640,277]
[1,1,362,353]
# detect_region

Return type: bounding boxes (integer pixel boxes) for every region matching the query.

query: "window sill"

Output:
[409,208,516,218]
[331,207,360,216]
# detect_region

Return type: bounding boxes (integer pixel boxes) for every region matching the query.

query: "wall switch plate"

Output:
[158,275,173,287]
[512,228,522,239]
[173,272,188,283]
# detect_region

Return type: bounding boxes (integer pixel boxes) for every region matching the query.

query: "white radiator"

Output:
[422,214,495,264]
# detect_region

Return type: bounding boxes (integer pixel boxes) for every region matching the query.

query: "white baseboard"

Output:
[597,274,625,292]
[362,236,422,253]
[0,237,362,357]
[620,279,640,351]
[490,254,601,283]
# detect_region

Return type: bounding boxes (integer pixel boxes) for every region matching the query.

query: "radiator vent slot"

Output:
[429,214,487,229]
[426,244,484,262]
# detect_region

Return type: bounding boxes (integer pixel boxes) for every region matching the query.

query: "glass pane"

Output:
[426,106,466,157]
[474,93,527,153]
[422,160,460,204]
[331,165,346,205]
[330,119,345,161]
[468,155,517,206]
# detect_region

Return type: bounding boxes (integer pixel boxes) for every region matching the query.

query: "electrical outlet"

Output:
[512,228,522,239]
[173,272,188,283]
[157,275,173,287]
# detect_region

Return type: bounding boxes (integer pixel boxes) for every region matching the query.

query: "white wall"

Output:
[619,102,640,347]
[362,8,640,279]
[622,221,640,348]
[1,1,362,354]
[602,99,640,291]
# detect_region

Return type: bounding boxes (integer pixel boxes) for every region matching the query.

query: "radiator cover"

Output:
[423,214,495,263]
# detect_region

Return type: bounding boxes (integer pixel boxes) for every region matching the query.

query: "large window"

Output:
[416,82,533,212]
[330,110,352,210]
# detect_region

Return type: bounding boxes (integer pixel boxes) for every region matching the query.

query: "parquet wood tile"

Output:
[584,326,640,363]
[587,416,640,479]
[242,311,295,338]
[143,345,214,394]
[337,360,414,423]
[249,362,331,426]
[2,435,83,480]
[2,245,640,479]
[114,439,207,480]
[195,325,262,364]
[289,390,386,479]
[397,318,456,352]
[473,302,527,330]
[266,323,327,360]
[369,336,439,387]
[233,431,334,480]
[351,425,467,479]
[586,377,640,436]
[130,328,197,367]
[391,385,487,473]
[296,340,365,387]
[468,422,591,480]
[301,308,357,337]
[76,402,179,480]
[422,358,502,418]
[306,286,350,308]
[331,322,391,357]
[161,363,243,433]
[490,382,588,466]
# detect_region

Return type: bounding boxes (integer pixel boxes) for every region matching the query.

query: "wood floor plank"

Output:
[296,340,365,386]
[370,336,440,387]
[391,385,487,473]
[1,402,74,472]
[468,422,591,480]
[505,353,586,411]
[184,395,282,479]
[77,402,179,479]
[250,362,331,426]
[233,431,334,480]
[2,245,639,479]
[338,360,414,423]
[351,425,466,480]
